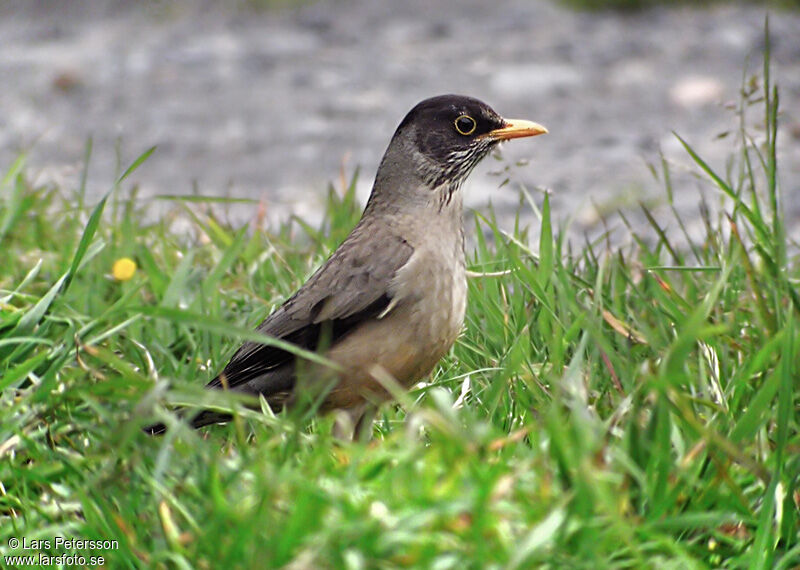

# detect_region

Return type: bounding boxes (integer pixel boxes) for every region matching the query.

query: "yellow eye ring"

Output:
[454,115,477,135]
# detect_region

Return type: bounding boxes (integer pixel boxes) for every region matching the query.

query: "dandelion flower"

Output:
[112,257,137,281]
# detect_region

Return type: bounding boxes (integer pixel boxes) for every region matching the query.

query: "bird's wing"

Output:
[206,221,414,395]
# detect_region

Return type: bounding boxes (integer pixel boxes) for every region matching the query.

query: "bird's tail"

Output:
[143,409,233,436]
[143,421,168,435]
[142,370,291,435]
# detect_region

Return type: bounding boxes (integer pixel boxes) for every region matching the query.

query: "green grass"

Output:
[2,38,798,570]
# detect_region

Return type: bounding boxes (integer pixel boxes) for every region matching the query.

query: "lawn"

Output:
[1,32,798,570]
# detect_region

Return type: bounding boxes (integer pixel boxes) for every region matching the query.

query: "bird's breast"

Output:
[390,229,467,365]
[321,211,467,409]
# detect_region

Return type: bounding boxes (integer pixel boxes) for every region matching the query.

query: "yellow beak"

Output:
[484,118,548,141]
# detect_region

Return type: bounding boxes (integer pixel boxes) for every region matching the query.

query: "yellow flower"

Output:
[112,257,137,281]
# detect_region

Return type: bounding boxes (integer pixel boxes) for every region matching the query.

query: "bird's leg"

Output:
[331,403,376,441]
[353,404,377,442]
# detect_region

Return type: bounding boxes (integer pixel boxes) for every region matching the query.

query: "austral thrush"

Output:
[147,95,546,437]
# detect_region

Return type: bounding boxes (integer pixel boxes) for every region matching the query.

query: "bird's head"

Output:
[382,94,547,193]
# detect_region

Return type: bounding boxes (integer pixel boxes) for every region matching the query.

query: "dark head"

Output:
[370,94,547,208]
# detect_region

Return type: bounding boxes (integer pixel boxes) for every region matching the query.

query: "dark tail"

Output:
[144,421,168,435]
[189,410,233,430]
[143,410,233,436]
[142,368,290,435]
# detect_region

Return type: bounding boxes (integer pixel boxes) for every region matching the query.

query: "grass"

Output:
[1,33,798,570]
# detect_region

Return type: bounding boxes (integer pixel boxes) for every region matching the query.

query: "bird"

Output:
[146,94,546,438]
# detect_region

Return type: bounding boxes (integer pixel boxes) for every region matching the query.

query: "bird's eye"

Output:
[454,115,477,136]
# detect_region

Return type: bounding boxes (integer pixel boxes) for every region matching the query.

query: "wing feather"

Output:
[205,220,414,401]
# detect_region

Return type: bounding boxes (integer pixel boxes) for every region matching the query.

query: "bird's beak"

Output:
[484,119,548,141]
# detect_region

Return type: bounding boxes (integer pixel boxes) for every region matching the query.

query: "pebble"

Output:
[669,77,726,108]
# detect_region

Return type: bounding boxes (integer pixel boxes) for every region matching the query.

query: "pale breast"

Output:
[321,197,468,410]
[321,242,467,409]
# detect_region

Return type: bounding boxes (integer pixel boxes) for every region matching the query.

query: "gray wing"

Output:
[204,219,414,401]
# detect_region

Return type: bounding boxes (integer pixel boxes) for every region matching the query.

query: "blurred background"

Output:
[1,0,798,242]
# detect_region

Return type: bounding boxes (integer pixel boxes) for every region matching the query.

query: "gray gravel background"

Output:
[2,0,799,244]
